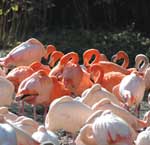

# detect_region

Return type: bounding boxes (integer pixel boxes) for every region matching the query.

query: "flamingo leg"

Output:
[32,105,37,121]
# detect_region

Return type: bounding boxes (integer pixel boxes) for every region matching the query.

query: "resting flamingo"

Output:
[0,38,56,69]
[15,70,71,119]
[92,98,150,131]
[89,63,126,92]
[45,96,94,134]
[0,115,40,145]
[76,110,134,145]
[80,83,121,107]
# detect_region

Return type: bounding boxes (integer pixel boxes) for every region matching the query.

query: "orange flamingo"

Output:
[83,49,108,69]
[49,52,79,79]
[83,49,130,75]
[89,64,126,92]
[0,38,56,69]
[15,70,71,119]
[48,51,64,68]
[6,61,50,92]
[111,50,129,69]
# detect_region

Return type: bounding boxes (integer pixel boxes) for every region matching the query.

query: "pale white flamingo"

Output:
[45,96,94,134]
[32,125,60,145]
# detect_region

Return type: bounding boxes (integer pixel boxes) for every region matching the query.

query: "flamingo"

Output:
[80,83,121,107]
[6,61,51,92]
[45,96,94,134]
[135,127,150,145]
[119,71,145,116]
[0,115,40,145]
[0,76,15,106]
[50,52,93,96]
[48,51,64,68]
[49,52,79,79]
[15,70,71,119]
[135,54,149,72]
[0,38,56,69]
[0,107,18,121]
[32,125,60,145]
[89,63,126,92]
[92,98,150,131]
[76,110,134,145]
[83,49,130,75]
[11,116,39,136]
[111,50,129,69]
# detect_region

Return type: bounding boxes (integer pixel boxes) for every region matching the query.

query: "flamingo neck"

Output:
[83,49,101,67]
[90,65,104,84]
[60,52,79,65]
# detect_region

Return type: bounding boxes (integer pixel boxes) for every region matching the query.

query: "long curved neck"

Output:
[44,45,56,60]
[90,64,104,83]
[60,52,79,65]
[135,54,149,72]
[113,51,129,68]
[49,51,64,67]
[83,49,101,67]
[119,51,129,68]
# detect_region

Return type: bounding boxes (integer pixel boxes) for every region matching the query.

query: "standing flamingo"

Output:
[15,70,71,119]
[119,71,145,116]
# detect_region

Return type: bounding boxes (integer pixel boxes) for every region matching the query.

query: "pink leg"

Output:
[32,105,37,121]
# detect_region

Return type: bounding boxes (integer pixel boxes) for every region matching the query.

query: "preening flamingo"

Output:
[0,38,56,69]
[76,110,134,145]
[32,125,60,145]
[92,98,150,131]
[89,63,126,92]
[45,96,94,134]
[0,76,15,106]
[80,83,121,107]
